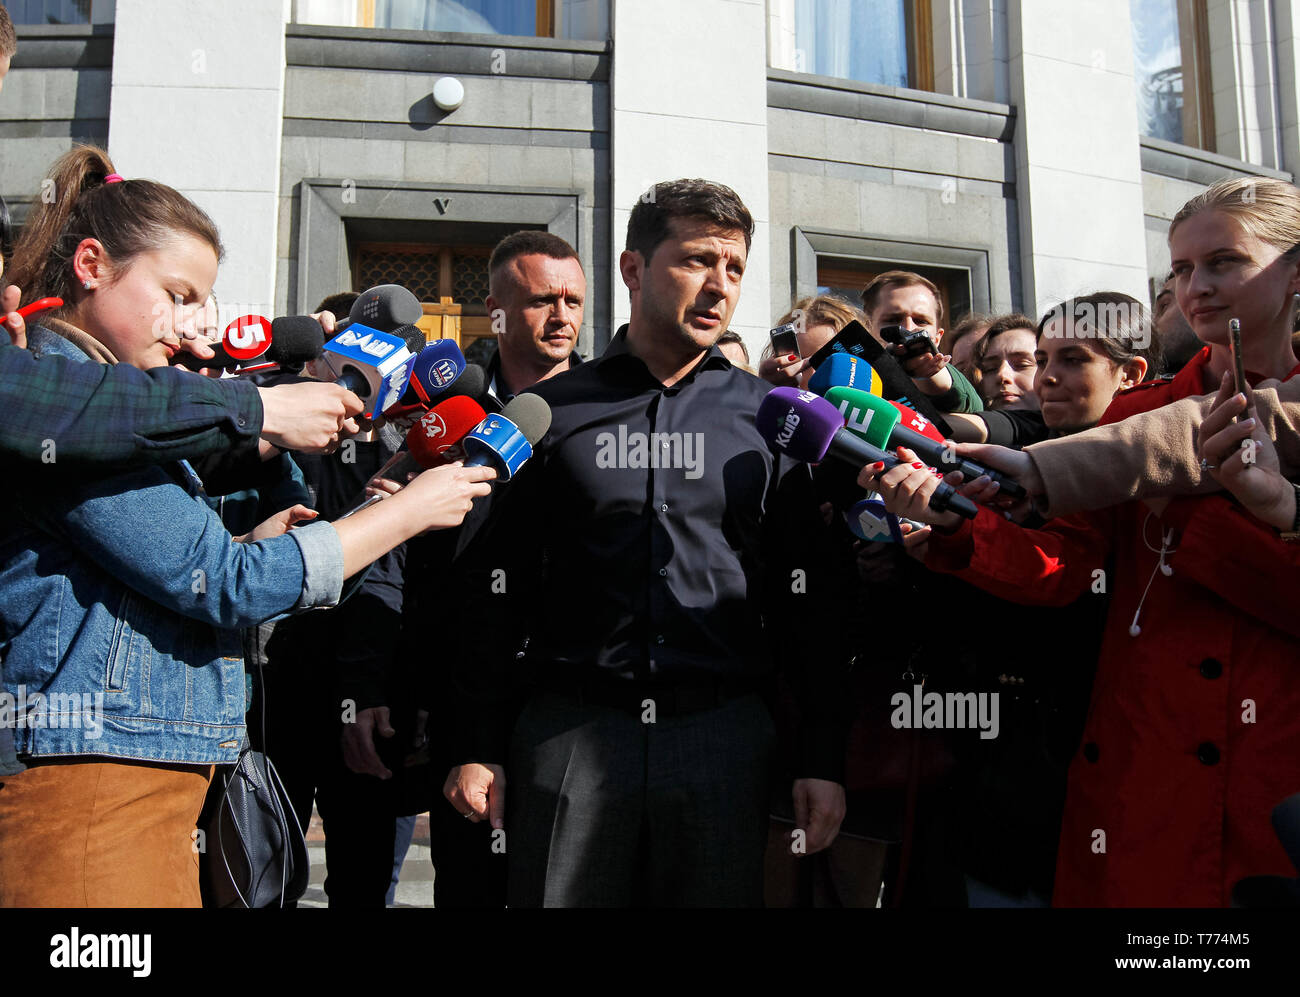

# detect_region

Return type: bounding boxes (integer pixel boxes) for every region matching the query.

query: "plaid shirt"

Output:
[0,343,262,468]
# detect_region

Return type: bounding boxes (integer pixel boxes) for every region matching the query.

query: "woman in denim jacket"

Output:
[0,146,495,907]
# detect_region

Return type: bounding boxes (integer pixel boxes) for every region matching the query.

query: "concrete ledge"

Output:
[282,118,607,147]
[11,24,113,69]
[285,24,609,81]
[768,68,1014,142]
[1140,137,1293,185]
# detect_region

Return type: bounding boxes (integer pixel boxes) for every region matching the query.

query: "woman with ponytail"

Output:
[0,146,496,906]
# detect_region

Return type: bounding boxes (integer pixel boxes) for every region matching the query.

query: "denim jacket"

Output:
[0,326,345,765]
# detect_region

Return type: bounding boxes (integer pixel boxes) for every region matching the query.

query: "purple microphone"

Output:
[755,387,977,519]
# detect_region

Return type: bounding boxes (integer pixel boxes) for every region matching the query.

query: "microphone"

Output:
[317,323,414,418]
[172,314,325,372]
[376,339,467,420]
[807,352,883,397]
[823,385,1027,500]
[845,495,906,544]
[338,395,489,518]
[338,284,424,334]
[462,393,552,481]
[755,387,977,519]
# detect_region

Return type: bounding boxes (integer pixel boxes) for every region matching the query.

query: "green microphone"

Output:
[824,385,1027,498]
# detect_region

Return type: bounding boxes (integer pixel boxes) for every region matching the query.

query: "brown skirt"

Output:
[0,757,214,907]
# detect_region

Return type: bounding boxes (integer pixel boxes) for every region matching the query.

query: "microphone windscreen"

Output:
[807,352,883,397]
[268,315,325,365]
[350,284,423,331]
[441,363,486,401]
[407,395,488,468]
[391,323,427,354]
[499,392,552,445]
[755,387,841,463]
[824,385,898,450]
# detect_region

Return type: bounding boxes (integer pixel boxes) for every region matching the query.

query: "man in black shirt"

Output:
[444,180,849,906]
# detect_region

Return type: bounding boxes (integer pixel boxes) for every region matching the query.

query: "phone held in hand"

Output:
[878,323,937,359]
[1229,317,1248,423]
[769,322,800,359]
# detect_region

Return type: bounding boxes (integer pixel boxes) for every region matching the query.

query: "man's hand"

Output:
[901,350,951,381]
[792,778,845,854]
[443,762,506,828]
[341,706,396,780]
[3,284,27,348]
[257,380,364,453]
[234,503,318,544]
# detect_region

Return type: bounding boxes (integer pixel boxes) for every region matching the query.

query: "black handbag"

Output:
[199,744,309,908]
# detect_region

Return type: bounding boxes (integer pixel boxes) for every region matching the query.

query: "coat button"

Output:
[1197,742,1220,765]
[1082,742,1099,763]
[1199,658,1223,679]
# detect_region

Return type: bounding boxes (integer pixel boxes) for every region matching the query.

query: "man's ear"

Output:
[485,294,504,335]
[619,249,643,294]
[1119,355,1148,388]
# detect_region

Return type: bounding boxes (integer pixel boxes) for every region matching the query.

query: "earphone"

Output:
[1130,515,1176,637]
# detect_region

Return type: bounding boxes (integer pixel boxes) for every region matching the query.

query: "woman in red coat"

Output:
[862,176,1300,906]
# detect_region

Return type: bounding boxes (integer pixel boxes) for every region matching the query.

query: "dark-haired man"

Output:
[444,180,849,907]
[484,230,586,403]
[357,232,587,908]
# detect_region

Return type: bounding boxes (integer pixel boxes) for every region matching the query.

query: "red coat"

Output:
[927,349,1300,906]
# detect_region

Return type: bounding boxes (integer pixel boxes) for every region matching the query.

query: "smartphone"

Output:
[1229,318,1248,421]
[769,322,800,359]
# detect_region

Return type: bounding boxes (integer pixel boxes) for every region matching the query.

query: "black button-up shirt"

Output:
[455,327,851,778]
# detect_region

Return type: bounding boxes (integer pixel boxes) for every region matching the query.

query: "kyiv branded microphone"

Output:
[462,393,552,482]
[318,324,414,418]
[338,395,489,518]
[755,387,977,519]
[823,385,1026,500]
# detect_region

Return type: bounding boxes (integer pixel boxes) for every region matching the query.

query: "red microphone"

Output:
[887,399,946,444]
[337,395,488,519]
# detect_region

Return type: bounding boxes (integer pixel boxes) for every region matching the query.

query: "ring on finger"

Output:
[1199,457,1216,471]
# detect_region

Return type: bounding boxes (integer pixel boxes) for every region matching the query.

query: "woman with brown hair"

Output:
[0,146,495,906]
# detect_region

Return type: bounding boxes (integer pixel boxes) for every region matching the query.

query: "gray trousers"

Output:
[506,691,775,907]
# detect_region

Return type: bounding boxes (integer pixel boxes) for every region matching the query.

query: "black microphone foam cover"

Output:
[268,315,326,364]
[441,363,486,401]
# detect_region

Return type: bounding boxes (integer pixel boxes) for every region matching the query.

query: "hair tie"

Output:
[104,173,125,184]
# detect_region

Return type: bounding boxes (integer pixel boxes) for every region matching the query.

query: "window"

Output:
[817,258,960,328]
[1131,0,1214,149]
[353,242,496,350]
[768,0,934,92]
[6,0,93,24]
[291,0,607,40]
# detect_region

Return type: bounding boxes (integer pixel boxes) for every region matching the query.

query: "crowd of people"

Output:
[0,3,1298,909]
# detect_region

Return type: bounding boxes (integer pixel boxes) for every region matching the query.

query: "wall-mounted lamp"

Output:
[432,77,465,112]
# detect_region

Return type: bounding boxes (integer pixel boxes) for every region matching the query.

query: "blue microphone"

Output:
[462,394,552,482]
[377,339,467,419]
[808,352,884,397]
